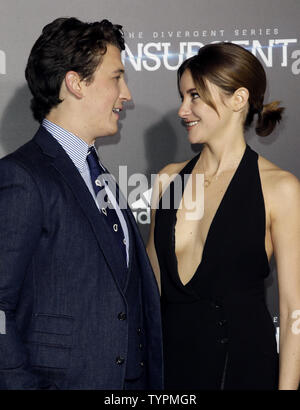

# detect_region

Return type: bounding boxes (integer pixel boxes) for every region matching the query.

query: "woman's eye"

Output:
[191,92,200,100]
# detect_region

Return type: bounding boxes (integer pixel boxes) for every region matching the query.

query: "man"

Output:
[0,17,163,389]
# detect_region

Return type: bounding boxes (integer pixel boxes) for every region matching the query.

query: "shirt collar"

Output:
[42,119,93,173]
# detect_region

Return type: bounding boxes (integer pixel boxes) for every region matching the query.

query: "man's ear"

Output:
[231,87,249,112]
[65,71,83,99]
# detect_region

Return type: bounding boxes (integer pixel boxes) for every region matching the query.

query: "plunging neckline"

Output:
[174,144,249,288]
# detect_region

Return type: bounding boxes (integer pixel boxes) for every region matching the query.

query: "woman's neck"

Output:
[197,136,247,178]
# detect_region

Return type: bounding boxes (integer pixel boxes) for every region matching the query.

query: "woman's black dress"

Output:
[154,145,278,390]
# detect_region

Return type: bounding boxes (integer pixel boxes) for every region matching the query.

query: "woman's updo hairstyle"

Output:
[177,42,284,137]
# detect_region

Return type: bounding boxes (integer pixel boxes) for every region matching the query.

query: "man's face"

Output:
[81,44,131,140]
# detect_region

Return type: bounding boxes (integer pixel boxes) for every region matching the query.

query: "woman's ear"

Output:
[64,71,83,99]
[231,87,249,112]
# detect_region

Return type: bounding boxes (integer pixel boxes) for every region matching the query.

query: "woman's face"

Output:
[178,69,233,144]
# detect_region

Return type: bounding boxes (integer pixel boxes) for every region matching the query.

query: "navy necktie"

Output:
[86,146,127,265]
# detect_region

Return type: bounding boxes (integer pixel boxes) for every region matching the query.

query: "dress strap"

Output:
[178,153,200,177]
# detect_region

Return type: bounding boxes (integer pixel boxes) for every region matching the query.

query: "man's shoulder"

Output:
[2,127,40,158]
[0,127,56,186]
[1,136,36,164]
[1,126,57,172]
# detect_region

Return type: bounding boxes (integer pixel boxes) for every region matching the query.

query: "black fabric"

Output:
[154,144,278,390]
[123,228,147,381]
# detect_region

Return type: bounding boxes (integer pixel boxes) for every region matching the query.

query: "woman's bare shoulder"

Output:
[258,155,300,199]
[158,159,190,177]
[150,159,191,208]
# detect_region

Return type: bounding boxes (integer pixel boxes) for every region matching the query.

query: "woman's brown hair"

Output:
[177,42,284,136]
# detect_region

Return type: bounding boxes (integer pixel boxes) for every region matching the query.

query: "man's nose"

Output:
[121,79,132,101]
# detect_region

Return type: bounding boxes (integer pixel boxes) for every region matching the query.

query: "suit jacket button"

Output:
[116,356,125,365]
[220,338,229,344]
[137,328,142,334]
[139,343,143,350]
[217,319,227,326]
[211,300,222,309]
[118,312,127,321]
[140,361,144,367]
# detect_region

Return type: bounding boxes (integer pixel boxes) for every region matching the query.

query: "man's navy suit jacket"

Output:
[0,126,163,389]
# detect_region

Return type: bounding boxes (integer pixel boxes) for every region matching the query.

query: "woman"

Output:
[147,42,300,390]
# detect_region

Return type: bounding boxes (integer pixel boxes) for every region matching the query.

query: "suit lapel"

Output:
[33,126,127,291]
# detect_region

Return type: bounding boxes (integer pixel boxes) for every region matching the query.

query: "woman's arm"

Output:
[147,204,161,293]
[147,163,185,294]
[146,168,170,293]
[271,172,300,390]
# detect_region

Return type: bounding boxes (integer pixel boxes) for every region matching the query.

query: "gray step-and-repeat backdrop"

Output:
[1,0,300,346]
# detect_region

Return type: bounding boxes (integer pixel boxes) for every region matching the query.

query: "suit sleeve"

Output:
[0,158,55,389]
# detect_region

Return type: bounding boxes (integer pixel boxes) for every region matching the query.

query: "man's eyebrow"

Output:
[112,68,125,74]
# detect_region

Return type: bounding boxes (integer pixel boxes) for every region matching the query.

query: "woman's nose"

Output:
[178,101,191,118]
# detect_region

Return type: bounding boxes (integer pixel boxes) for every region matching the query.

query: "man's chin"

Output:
[95,126,119,139]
